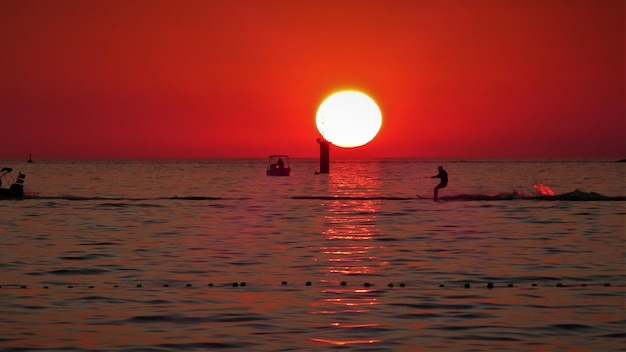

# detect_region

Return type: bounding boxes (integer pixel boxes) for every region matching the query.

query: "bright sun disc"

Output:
[316,91,382,148]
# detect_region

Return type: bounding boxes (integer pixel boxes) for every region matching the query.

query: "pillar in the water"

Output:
[317,138,329,174]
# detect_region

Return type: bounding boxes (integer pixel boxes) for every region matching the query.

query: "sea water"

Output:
[0,158,624,351]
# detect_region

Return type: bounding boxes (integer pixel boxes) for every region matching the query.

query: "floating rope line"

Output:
[0,281,615,290]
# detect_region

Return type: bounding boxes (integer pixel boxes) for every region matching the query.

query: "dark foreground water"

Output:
[1,159,624,351]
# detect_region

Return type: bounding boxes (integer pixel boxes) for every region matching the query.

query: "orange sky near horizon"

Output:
[1,0,624,159]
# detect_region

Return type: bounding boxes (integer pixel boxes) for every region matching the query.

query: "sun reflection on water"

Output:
[308,163,386,347]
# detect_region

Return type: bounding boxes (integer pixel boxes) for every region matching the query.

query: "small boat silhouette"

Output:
[266,155,291,176]
[0,167,26,197]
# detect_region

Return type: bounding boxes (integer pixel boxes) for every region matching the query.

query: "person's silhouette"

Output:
[431,166,448,201]
[277,158,284,169]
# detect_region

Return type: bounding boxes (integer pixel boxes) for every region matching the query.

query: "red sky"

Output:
[1,0,624,159]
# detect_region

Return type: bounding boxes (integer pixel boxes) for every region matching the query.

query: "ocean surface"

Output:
[1,158,624,351]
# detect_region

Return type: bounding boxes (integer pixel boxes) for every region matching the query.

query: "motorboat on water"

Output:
[266,155,291,176]
[0,167,26,198]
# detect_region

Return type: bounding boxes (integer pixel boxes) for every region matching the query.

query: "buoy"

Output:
[0,278,619,294]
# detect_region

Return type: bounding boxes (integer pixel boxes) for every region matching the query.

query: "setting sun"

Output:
[316,91,382,148]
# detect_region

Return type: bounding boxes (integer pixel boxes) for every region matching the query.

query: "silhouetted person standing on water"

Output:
[431,166,448,201]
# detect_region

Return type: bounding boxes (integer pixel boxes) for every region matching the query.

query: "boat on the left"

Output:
[0,167,26,198]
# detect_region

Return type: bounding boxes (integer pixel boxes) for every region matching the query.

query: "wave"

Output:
[13,190,625,202]
[20,195,223,201]
[444,189,624,201]
[292,196,411,201]
[293,190,625,201]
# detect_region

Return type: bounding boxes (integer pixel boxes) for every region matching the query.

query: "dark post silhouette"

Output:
[317,138,329,174]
